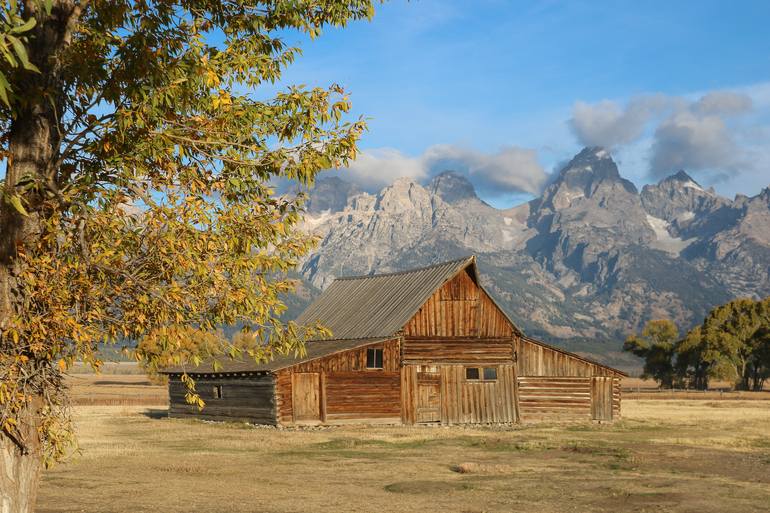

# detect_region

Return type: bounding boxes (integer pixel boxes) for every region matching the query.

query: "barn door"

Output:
[416,371,441,423]
[591,377,613,421]
[292,372,321,424]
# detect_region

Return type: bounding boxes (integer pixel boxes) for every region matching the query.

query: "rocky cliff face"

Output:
[294,148,770,359]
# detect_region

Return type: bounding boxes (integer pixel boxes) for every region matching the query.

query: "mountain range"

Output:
[292,147,770,368]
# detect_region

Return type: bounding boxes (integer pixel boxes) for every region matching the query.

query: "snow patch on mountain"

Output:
[646,214,693,255]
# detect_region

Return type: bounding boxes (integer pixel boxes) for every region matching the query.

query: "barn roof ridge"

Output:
[295,256,481,340]
[333,255,475,281]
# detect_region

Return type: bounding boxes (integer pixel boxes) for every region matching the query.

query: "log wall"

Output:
[517,376,591,421]
[168,374,277,424]
[403,269,514,338]
[517,376,622,422]
[275,338,401,425]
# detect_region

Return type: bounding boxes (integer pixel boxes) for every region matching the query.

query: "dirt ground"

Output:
[37,376,770,513]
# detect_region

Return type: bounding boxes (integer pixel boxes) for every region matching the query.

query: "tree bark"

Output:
[0,403,43,513]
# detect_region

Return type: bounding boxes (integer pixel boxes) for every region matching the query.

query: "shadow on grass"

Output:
[142,408,168,420]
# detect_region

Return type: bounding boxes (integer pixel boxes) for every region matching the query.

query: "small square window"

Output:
[483,368,497,381]
[465,367,480,380]
[366,348,383,369]
[213,385,223,399]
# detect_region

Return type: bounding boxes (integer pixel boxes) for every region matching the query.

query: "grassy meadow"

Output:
[38,375,770,513]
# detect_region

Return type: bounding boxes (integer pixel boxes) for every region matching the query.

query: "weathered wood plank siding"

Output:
[401,364,517,425]
[275,338,401,425]
[168,374,277,424]
[403,337,513,363]
[515,338,618,377]
[324,371,401,422]
[400,364,417,424]
[403,269,514,338]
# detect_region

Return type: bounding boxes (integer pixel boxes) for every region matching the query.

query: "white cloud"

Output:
[339,144,548,195]
[692,91,753,116]
[568,90,756,179]
[343,148,428,190]
[570,95,677,148]
[649,111,739,178]
[423,145,547,195]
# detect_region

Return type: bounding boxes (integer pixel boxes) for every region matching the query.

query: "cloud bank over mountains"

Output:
[569,91,755,179]
[341,144,548,196]
[326,87,767,203]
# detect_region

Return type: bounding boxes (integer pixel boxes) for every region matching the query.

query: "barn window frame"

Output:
[212,385,223,399]
[465,367,498,382]
[366,347,384,369]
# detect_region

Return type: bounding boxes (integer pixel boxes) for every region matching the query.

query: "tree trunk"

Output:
[1,3,81,512]
[0,418,42,513]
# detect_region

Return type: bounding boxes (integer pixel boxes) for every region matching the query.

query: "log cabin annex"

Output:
[163,256,624,425]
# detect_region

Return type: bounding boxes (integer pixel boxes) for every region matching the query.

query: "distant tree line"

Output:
[624,298,770,391]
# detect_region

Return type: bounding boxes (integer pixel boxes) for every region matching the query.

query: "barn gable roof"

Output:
[296,255,519,340]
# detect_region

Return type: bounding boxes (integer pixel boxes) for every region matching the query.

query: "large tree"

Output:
[700,298,770,390]
[623,319,679,388]
[674,325,710,390]
[0,1,375,511]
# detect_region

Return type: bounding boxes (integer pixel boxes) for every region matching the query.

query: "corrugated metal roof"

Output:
[162,337,389,375]
[295,256,478,340]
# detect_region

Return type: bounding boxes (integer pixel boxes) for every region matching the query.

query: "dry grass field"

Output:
[37,375,770,513]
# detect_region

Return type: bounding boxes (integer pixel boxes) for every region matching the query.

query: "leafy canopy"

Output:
[0,0,376,464]
[623,319,679,388]
[624,298,770,390]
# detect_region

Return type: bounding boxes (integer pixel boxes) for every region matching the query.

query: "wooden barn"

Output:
[163,256,625,426]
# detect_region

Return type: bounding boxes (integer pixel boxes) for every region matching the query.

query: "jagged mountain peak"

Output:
[657,169,711,194]
[428,170,480,205]
[306,175,362,214]
[536,148,638,213]
[373,177,434,212]
[641,169,725,223]
[551,147,637,194]
[667,169,698,184]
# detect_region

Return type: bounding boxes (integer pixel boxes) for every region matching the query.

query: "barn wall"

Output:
[403,336,514,363]
[275,338,401,425]
[515,338,618,377]
[168,374,277,424]
[514,338,622,421]
[516,375,622,422]
[401,364,518,425]
[517,376,592,421]
[403,269,514,338]
[324,371,401,422]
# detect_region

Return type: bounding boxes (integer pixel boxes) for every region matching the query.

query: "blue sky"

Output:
[270,0,770,208]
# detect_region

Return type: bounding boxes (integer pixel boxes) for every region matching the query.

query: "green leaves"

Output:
[623,319,679,388]
[4,192,28,216]
[0,6,39,106]
[626,299,770,390]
